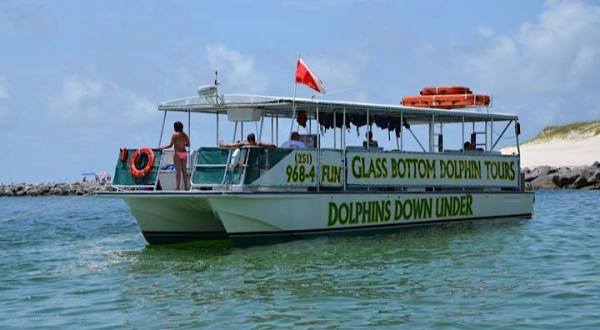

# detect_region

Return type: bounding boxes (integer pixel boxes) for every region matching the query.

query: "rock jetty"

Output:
[0,181,116,197]
[2,162,599,196]
[524,162,600,190]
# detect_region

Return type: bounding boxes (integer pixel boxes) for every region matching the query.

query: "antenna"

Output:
[214,70,220,87]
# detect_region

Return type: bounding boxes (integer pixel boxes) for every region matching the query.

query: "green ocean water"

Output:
[1,191,599,329]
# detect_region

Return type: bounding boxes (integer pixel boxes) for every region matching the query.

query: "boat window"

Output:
[224,148,247,185]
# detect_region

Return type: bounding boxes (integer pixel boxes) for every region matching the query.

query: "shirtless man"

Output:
[159,121,190,191]
[219,133,275,148]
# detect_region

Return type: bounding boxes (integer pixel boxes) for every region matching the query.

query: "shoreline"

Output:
[2,161,599,197]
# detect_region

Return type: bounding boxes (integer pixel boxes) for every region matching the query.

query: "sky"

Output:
[1,0,599,183]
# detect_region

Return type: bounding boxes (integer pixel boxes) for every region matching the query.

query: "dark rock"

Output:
[531,174,560,190]
[552,169,581,188]
[584,170,600,184]
[525,165,557,182]
[571,176,591,189]
[39,185,51,194]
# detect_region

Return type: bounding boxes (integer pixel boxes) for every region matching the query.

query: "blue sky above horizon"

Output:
[1,0,599,183]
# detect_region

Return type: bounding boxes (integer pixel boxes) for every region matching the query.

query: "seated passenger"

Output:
[280,132,307,149]
[219,133,275,148]
[463,141,476,151]
[363,131,378,148]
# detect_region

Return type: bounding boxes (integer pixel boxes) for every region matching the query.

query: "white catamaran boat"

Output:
[102,84,534,246]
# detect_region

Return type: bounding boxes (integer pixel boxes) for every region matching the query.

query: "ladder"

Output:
[471,122,487,151]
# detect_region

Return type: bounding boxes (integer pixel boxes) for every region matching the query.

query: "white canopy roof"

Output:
[158,94,518,123]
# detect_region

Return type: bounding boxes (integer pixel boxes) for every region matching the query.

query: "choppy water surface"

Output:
[1,191,600,329]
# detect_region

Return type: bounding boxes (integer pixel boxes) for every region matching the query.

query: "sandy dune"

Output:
[501,135,600,168]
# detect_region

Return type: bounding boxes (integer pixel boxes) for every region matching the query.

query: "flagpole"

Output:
[289,55,300,139]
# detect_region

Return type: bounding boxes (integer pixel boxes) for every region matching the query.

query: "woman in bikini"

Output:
[159,121,190,191]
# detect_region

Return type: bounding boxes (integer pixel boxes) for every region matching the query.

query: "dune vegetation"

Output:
[525,120,600,145]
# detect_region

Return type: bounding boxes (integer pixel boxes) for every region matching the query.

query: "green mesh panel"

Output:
[112,149,163,186]
[191,147,230,185]
[192,167,225,185]
[196,147,229,165]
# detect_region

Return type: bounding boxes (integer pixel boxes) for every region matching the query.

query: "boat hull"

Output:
[207,192,534,246]
[118,193,228,244]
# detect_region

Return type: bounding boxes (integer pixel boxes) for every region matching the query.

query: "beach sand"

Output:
[501,135,600,168]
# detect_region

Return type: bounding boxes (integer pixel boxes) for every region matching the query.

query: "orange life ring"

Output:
[129,147,155,179]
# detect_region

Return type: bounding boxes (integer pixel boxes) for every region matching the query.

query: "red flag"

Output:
[295,58,325,94]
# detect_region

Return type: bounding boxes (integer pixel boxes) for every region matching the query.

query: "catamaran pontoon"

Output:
[102,85,534,246]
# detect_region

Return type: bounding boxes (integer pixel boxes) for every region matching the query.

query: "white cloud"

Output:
[463,0,600,93]
[0,77,10,122]
[475,26,495,39]
[50,73,155,125]
[205,44,268,93]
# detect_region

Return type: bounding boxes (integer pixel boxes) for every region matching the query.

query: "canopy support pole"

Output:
[484,120,488,151]
[270,116,274,144]
[158,110,167,147]
[515,120,521,156]
[316,103,320,191]
[429,114,435,152]
[490,118,494,151]
[187,111,191,167]
[400,111,403,151]
[333,111,337,149]
[216,112,220,146]
[366,108,370,150]
[289,81,298,141]
[233,121,238,142]
[462,116,465,152]
[258,114,265,142]
[342,107,346,191]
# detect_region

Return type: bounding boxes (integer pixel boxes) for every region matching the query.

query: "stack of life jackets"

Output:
[401,86,491,109]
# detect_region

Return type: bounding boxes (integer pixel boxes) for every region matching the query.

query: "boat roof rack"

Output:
[158,94,517,123]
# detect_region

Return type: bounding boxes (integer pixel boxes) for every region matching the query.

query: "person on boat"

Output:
[280,132,306,149]
[363,131,378,148]
[219,133,275,148]
[159,121,190,191]
[463,141,476,151]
